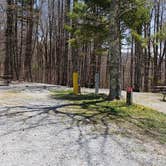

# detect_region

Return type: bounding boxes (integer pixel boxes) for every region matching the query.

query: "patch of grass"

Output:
[51,89,106,102]
[52,90,166,144]
[98,101,166,143]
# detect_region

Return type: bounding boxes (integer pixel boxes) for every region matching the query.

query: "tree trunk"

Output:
[4,0,14,78]
[134,26,143,92]
[24,0,34,81]
[108,0,121,100]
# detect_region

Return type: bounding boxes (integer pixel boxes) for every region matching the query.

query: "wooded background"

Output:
[0,0,166,94]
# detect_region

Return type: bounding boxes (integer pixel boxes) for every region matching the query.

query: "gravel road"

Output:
[0,83,165,166]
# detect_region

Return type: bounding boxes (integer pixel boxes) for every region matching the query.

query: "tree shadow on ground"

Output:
[0,102,146,165]
[0,92,165,165]
[0,95,165,143]
[51,91,107,101]
[51,92,166,144]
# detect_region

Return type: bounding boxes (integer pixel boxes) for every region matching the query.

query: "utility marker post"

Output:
[73,72,79,95]
[126,87,133,105]
[95,73,99,94]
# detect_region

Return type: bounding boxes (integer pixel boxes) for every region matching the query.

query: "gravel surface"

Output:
[0,83,165,166]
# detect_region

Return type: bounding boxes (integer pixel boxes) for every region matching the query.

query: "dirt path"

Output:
[82,88,166,114]
[0,83,165,166]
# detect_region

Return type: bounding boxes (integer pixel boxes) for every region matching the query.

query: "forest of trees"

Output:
[0,0,166,99]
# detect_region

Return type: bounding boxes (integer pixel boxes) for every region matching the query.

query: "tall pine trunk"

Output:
[4,0,14,78]
[134,26,143,92]
[108,0,121,100]
[24,0,34,81]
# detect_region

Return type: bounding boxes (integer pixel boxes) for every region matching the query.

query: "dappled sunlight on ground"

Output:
[0,83,165,166]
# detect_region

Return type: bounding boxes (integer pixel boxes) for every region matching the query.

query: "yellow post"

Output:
[73,72,79,95]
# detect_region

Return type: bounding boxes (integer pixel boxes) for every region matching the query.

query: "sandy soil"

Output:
[0,83,165,166]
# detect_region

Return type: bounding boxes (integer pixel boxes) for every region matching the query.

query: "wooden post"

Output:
[73,72,79,95]
[126,87,133,105]
[95,73,99,94]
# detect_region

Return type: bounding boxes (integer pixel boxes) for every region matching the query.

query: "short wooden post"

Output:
[73,72,79,95]
[95,73,99,94]
[126,87,133,105]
